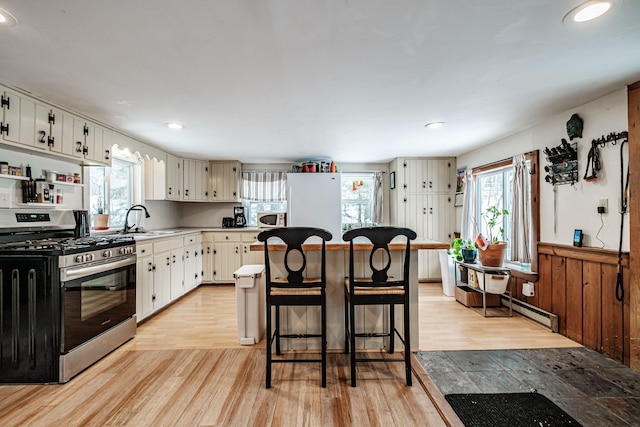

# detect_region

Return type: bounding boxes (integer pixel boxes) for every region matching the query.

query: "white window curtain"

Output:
[241,171,287,201]
[510,154,532,263]
[460,170,476,240]
[373,172,384,224]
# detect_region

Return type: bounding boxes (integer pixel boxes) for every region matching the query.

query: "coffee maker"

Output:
[73,210,90,238]
[234,206,246,228]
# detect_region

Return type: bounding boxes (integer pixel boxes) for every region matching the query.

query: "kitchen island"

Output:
[249,238,448,350]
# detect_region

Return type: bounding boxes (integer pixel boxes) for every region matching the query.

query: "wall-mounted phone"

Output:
[573,229,583,247]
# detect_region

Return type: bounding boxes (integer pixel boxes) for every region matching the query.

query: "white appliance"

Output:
[287,173,342,241]
[257,212,287,228]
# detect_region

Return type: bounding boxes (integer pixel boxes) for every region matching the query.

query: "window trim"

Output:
[471,151,540,271]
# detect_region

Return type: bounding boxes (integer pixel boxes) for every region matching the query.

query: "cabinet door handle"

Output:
[48,136,55,147]
[148,262,153,272]
[235,247,239,254]
[422,181,426,189]
[39,130,47,144]
[172,255,176,264]
[76,141,83,153]
[0,122,8,136]
[168,187,172,195]
[105,149,110,160]
[166,257,170,266]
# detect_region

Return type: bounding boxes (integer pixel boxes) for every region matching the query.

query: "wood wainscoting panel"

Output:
[551,256,567,335]
[602,263,624,362]
[582,260,602,351]
[538,242,630,366]
[566,257,584,344]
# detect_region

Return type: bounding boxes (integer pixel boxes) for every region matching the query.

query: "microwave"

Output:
[257,212,287,228]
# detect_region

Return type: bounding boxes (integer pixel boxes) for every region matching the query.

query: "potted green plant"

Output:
[448,237,477,263]
[92,198,109,230]
[477,206,509,267]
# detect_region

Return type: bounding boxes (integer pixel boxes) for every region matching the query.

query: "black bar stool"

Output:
[343,226,417,387]
[258,227,332,388]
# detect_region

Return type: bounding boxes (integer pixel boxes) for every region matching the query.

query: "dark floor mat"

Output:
[445,392,582,427]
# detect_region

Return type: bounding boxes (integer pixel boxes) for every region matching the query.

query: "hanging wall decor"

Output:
[566,113,584,140]
[544,139,578,185]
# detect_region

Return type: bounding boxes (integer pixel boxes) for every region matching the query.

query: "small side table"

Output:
[454,261,512,318]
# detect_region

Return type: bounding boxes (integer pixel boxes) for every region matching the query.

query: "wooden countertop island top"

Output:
[249,238,449,251]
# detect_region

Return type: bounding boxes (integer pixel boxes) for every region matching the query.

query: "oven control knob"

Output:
[75,255,84,263]
[86,253,94,261]
[119,247,125,255]
[103,250,112,258]
[128,247,134,254]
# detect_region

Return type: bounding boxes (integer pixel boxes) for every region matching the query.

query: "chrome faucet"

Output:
[123,204,151,233]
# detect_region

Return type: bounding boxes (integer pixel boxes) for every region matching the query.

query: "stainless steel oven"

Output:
[0,209,137,383]
[60,253,136,353]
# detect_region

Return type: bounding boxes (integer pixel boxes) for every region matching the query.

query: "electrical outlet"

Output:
[598,198,608,213]
[0,189,11,208]
[522,282,535,297]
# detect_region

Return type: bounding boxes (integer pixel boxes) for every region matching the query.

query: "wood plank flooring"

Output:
[0,282,581,426]
[418,282,582,351]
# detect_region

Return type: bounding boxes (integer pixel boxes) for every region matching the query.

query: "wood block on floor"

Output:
[455,285,501,307]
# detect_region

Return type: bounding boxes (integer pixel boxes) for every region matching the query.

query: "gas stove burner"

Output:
[0,239,63,251]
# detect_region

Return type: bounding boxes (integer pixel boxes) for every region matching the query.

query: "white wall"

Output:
[457,88,629,251]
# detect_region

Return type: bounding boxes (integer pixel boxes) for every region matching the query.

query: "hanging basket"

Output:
[478,242,508,267]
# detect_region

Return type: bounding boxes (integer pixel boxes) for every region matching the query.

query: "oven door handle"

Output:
[61,257,136,282]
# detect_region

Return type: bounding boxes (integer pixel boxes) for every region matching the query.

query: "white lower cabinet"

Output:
[135,232,202,323]
[202,230,263,283]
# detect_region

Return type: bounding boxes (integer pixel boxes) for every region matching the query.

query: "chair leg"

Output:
[266,302,272,389]
[322,297,327,388]
[344,289,349,354]
[275,304,281,355]
[350,301,357,387]
[404,301,412,386]
[389,303,395,354]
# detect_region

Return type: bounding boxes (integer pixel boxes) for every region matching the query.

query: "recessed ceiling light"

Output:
[424,122,444,129]
[563,1,614,24]
[0,8,17,27]
[166,122,183,129]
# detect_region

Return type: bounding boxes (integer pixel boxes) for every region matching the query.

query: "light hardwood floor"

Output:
[418,282,582,351]
[0,283,580,426]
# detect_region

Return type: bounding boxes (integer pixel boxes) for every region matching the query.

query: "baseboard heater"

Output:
[500,295,558,333]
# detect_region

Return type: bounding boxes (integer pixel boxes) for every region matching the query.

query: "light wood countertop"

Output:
[249,238,449,251]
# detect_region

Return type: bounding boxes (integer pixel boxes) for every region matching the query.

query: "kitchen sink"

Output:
[122,230,181,237]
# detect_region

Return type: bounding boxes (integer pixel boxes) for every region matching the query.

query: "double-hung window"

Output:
[86,148,142,229]
[472,152,538,266]
[341,172,376,231]
[241,171,287,226]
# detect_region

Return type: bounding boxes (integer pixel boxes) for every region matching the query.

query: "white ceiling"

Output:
[1,1,639,164]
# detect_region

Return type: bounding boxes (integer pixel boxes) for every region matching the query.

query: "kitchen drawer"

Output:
[153,236,183,253]
[201,232,215,242]
[214,233,242,242]
[242,232,260,242]
[137,243,153,256]
[183,234,198,246]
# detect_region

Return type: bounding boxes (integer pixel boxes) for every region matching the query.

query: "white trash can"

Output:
[438,250,456,297]
[234,264,266,345]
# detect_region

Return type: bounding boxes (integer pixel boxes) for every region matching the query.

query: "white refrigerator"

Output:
[287,173,342,241]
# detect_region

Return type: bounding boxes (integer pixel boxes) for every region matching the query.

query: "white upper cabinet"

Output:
[166,154,182,200]
[144,156,166,201]
[182,159,209,201]
[1,88,35,147]
[209,161,240,202]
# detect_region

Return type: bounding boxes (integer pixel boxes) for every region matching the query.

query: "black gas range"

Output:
[0,209,137,383]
